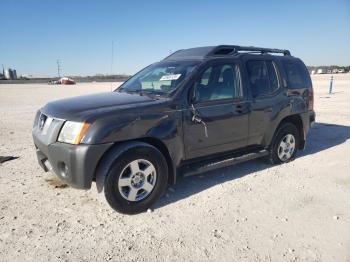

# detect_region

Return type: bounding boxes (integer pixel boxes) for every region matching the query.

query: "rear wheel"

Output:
[269,123,299,164]
[103,144,168,214]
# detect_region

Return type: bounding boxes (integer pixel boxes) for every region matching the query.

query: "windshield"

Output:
[117,61,199,95]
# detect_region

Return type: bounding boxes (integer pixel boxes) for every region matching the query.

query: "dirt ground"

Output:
[0,74,349,262]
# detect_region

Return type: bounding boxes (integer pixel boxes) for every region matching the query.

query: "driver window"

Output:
[195,64,242,103]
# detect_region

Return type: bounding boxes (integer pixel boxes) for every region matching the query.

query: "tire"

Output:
[269,122,299,164]
[103,144,168,214]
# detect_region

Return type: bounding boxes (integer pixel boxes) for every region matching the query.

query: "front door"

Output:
[183,61,249,159]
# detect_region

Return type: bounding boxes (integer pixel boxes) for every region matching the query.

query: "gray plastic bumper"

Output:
[34,137,113,189]
[310,110,316,127]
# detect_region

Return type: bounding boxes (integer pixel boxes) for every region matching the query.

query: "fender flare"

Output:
[95,141,161,193]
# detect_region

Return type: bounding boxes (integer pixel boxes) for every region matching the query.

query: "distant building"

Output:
[316,68,326,74]
[4,68,17,80]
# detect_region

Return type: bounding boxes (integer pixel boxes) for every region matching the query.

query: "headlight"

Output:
[58,121,90,144]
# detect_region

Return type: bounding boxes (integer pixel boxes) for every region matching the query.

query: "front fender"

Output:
[82,108,185,174]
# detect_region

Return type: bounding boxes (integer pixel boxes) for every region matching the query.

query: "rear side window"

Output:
[246,60,280,97]
[283,60,311,89]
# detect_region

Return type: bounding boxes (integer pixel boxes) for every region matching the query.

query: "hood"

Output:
[41,91,158,121]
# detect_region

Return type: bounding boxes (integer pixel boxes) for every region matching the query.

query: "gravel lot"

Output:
[0,75,349,261]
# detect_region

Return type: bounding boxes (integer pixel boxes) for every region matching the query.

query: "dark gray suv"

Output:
[33,45,315,214]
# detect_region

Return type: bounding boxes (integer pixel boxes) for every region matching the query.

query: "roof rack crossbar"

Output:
[208,45,291,56]
[162,45,291,61]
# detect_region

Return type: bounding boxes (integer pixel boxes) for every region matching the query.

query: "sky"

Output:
[0,0,349,77]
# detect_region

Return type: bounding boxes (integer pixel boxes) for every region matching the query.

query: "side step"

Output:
[181,149,269,177]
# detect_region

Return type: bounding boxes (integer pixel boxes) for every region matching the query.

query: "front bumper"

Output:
[34,136,113,189]
[309,110,316,127]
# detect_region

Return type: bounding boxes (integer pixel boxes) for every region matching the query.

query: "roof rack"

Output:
[207,45,291,56]
[163,45,291,61]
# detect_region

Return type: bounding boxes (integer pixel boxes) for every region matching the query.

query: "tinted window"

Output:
[196,64,242,102]
[119,61,199,95]
[266,61,279,92]
[246,60,280,97]
[283,61,311,89]
[200,67,212,85]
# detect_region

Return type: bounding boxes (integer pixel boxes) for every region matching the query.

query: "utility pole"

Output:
[110,41,115,91]
[56,59,61,78]
[110,41,114,76]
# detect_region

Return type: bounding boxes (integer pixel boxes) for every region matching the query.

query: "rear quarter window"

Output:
[282,60,311,89]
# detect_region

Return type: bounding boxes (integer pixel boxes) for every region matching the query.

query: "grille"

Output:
[38,113,48,130]
[37,113,53,134]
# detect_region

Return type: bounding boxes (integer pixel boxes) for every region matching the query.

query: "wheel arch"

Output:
[271,114,305,149]
[93,138,175,193]
[137,137,176,186]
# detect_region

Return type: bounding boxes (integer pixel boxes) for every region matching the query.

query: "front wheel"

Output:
[269,123,299,164]
[103,144,168,214]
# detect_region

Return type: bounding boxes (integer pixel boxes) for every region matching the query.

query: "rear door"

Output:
[183,60,249,159]
[245,59,284,146]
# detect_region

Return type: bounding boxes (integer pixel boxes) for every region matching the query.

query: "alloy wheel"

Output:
[118,159,157,202]
[277,134,296,161]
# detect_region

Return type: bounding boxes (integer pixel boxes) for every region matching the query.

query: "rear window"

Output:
[283,60,311,89]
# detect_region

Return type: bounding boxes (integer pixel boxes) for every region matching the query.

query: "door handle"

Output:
[236,104,243,114]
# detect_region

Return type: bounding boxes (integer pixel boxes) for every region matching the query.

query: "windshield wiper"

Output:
[119,89,141,94]
[119,88,167,97]
[143,90,170,98]
[141,89,165,94]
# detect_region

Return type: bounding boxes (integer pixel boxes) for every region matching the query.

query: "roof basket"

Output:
[208,45,291,56]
